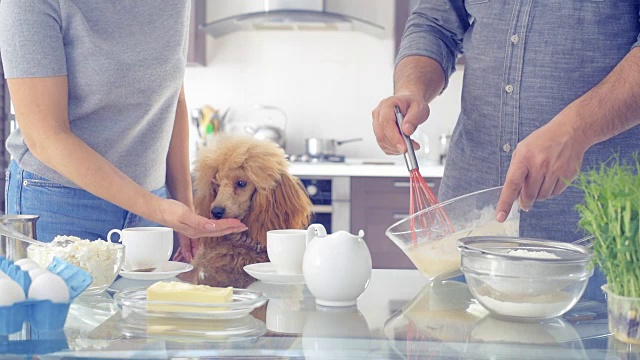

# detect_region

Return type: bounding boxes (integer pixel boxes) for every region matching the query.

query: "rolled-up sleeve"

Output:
[0,0,67,79]
[396,0,469,90]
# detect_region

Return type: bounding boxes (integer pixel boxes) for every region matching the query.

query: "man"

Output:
[372,1,640,300]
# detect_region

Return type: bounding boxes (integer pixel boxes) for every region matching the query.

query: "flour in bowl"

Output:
[507,249,560,259]
[474,283,574,318]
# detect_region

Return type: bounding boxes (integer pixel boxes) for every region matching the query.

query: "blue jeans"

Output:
[5,160,167,242]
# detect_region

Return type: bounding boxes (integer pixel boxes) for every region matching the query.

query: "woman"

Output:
[0,0,244,261]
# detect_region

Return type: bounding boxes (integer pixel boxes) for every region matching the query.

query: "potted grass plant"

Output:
[574,155,640,344]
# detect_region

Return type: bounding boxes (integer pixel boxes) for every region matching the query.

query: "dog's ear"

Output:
[193,172,216,219]
[245,173,313,246]
[194,186,215,219]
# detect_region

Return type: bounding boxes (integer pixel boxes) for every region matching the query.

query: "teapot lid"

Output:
[331,230,364,240]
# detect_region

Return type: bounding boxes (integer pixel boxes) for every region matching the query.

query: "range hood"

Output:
[200,0,386,38]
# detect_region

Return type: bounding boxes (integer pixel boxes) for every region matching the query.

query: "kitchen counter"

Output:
[289,159,445,178]
[1,269,630,359]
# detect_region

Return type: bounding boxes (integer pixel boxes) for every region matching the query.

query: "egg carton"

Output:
[0,256,92,335]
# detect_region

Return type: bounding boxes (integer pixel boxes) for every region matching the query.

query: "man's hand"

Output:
[373,56,446,155]
[496,48,640,222]
[495,112,590,222]
[372,94,430,154]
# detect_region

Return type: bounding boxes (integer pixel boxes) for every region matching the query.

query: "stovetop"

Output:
[287,154,345,163]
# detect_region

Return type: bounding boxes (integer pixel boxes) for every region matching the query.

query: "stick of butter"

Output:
[146,281,233,313]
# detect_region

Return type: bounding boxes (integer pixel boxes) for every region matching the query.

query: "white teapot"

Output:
[303,224,372,307]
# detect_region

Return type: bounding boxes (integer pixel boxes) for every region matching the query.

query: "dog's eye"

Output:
[237,180,247,188]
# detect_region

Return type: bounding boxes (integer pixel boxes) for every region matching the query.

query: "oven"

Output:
[298,176,351,233]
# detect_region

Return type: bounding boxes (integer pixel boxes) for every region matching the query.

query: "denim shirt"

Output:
[398,0,640,243]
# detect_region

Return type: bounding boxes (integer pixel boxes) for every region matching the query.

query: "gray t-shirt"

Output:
[0,0,190,190]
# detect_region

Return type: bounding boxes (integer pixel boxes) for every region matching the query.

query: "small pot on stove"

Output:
[305,138,362,157]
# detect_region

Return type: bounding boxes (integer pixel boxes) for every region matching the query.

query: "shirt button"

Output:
[505,84,514,93]
[503,143,512,152]
[510,34,519,44]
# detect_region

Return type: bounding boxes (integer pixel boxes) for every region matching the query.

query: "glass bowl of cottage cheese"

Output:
[27,236,125,295]
[457,236,593,321]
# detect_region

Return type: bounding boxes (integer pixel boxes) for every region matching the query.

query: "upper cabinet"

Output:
[394,0,465,65]
[187,0,207,66]
[394,0,414,58]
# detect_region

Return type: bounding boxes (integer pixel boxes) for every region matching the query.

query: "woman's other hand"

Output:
[173,234,198,262]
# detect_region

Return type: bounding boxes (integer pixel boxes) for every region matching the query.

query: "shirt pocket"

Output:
[466,0,490,4]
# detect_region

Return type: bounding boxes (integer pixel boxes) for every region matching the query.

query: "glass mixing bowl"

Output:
[385,186,520,281]
[458,236,593,321]
[27,240,125,295]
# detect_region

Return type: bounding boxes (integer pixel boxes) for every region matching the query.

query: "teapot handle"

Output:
[306,224,327,246]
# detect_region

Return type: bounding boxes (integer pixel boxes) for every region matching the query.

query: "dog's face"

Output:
[209,167,257,220]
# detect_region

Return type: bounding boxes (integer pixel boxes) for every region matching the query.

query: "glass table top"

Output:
[1,269,639,359]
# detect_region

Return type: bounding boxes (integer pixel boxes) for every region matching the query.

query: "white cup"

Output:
[267,229,307,275]
[107,227,173,270]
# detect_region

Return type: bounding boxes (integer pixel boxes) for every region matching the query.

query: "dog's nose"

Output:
[211,206,226,219]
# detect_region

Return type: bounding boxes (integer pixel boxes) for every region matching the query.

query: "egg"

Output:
[14,258,38,268]
[27,273,70,303]
[0,279,27,306]
[28,267,50,281]
[17,262,40,272]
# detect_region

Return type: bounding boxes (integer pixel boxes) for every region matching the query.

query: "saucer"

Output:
[119,261,193,281]
[243,262,305,284]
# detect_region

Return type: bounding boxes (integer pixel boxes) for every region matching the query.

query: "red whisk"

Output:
[394,106,452,244]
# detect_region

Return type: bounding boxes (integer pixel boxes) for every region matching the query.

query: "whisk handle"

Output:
[393,106,419,171]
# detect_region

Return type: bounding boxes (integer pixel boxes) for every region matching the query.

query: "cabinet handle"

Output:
[311,205,333,214]
[393,213,410,220]
[393,181,410,188]
[394,181,437,188]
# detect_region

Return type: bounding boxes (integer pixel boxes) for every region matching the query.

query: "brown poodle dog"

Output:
[187,134,312,288]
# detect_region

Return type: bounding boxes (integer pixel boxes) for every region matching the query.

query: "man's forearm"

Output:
[394,56,446,103]
[562,47,640,147]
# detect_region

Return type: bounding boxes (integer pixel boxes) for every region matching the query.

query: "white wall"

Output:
[184,25,463,165]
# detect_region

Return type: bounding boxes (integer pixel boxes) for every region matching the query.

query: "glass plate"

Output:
[114,287,267,320]
[119,311,267,341]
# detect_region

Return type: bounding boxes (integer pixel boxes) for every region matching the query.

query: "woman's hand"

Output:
[372,94,431,154]
[159,198,248,238]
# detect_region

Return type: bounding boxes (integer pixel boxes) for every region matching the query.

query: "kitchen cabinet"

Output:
[394,0,464,65]
[394,0,413,57]
[351,176,441,269]
[187,0,207,66]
